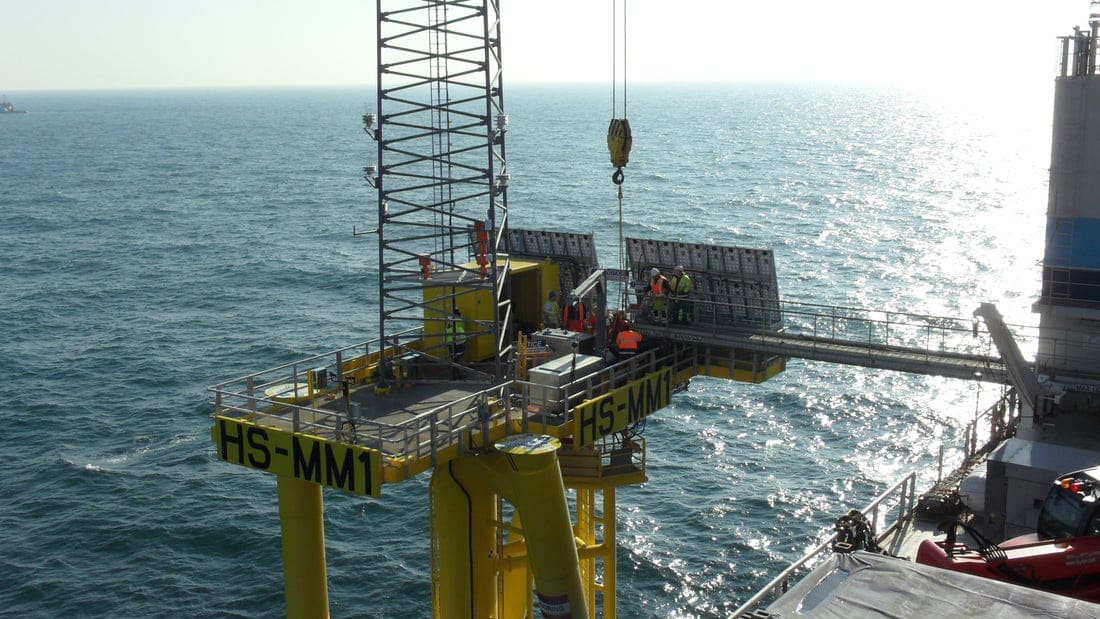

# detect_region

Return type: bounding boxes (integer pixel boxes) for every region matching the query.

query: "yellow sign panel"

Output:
[212,416,382,498]
[573,367,672,447]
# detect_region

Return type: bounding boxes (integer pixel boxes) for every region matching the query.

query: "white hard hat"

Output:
[674,265,684,272]
[649,268,659,277]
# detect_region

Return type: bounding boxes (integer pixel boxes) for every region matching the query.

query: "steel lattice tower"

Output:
[366,0,510,382]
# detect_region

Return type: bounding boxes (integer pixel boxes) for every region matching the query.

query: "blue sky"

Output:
[0,1,1087,91]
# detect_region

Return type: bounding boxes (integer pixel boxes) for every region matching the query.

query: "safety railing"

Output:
[1023,329,1100,385]
[962,390,1021,464]
[640,293,1100,383]
[923,389,1021,502]
[731,471,918,618]
[365,382,516,473]
[210,326,427,407]
[215,368,516,466]
[783,300,992,355]
[643,294,1017,357]
[1058,24,1099,78]
[510,347,688,430]
[734,388,1022,617]
[211,333,697,468]
[209,326,428,442]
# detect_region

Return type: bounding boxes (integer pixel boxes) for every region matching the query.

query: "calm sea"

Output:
[0,82,1050,617]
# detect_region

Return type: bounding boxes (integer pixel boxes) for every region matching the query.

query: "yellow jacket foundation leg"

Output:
[453,435,588,619]
[277,475,330,619]
[430,461,500,618]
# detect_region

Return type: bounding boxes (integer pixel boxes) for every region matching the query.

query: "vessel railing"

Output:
[934,389,1021,485]
[734,388,1021,617]
[1058,23,1099,78]
[731,471,918,618]
[1013,327,1100,386]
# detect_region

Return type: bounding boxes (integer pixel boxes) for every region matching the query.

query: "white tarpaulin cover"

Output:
[762,551,1100,618]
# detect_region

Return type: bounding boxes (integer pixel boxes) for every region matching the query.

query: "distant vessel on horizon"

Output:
[1,96,26,114]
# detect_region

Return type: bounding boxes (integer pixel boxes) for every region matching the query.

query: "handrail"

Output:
[650,294,1100,379]
[211,297,1086,474]
[1058,25,1099,78]
[209,326,425,390]
[731,471,918,618]
[210,344,688,465]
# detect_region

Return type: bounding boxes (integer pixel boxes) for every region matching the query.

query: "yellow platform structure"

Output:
[209,247,788,618]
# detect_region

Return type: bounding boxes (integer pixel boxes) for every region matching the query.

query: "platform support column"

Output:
[576,488,595,610]
[454,435,588,619]
[603,487,617,619]
[277,475,329,619]
[576,486,618,619]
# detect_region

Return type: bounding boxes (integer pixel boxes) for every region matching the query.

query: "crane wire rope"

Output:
[608,0,632,302]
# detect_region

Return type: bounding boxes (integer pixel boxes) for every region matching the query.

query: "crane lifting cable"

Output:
[607,0,631,187]
[608,0,631,302]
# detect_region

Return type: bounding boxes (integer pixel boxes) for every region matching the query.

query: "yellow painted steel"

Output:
[499,510,533,617]
[573,485,618,618]
[212,264,794,618]
[452,435,588,619]
[576,488,595,613]
[602,488,617,618]
[572,367,672,448]
[277,475,330,619]
[607,118,633,169]
[695,355,786,383]
[430,462,501,618]
[212,416,383,497]
[423,259,555,362]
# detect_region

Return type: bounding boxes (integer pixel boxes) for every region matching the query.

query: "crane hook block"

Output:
[607,118,633,169]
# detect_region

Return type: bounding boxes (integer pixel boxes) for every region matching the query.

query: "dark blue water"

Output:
[0,83,1049,617]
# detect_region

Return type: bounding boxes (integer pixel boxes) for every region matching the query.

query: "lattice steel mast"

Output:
[365,0,511,383]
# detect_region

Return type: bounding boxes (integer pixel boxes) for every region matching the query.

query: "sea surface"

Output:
[0,82,1051,617]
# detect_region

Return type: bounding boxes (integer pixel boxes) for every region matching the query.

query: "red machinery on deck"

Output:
[917,467,1100,602]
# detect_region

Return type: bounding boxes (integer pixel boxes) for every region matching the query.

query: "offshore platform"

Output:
[208,2,1026,617]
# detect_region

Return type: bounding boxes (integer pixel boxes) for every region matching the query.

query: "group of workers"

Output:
[442,263,693,366]
[541,264,693,330]
[645,265,693,324]
[542,289,642,358]
[541,290,596,332]
[534,263,693,360]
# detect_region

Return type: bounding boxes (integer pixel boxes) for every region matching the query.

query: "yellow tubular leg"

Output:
[430,464,473,618]
[430,462,500,619]
[277,475,330,619]
[603,487,616,619]
[454,435,588,619]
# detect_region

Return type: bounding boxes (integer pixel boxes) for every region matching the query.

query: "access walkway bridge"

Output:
[635,297,1047,386]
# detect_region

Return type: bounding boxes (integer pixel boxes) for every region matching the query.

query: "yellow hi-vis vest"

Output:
[445,318,466,344]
